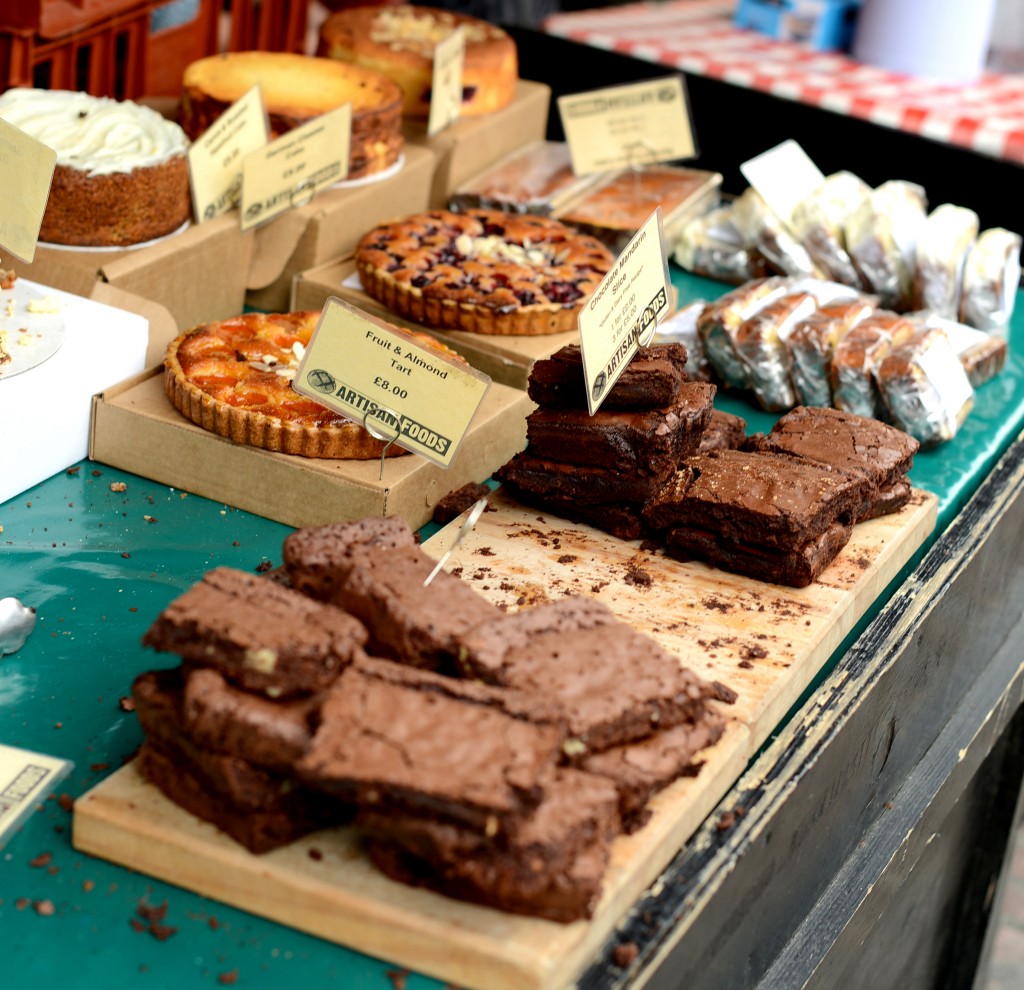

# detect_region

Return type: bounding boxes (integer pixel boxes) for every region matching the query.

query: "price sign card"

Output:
[241,104,352,231]
[578,208,671,415]
[292,298,491,468]
[428,26,467,136]
[0,743,72,850]
[740,139,825,227]
[557,76,695,176]
[188,85,268,224]
[0,118,56,263]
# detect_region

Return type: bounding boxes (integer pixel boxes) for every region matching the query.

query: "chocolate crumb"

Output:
[623,556,653,588]
[738,659,753,669]
[612,941,640,968]
[149,922,178,941]
[307,847,323,861]
[16,897,30,911]
[556,554,577,564]
[217,970,239,985]
[742,645,768,661]
[29,852,52,869]
[702,596,731,613]
[475,547,496,557]
[82,880,95,893]
[255,560,273,573]
[385,969,409,990]
[66,466,80,476]
[129,918,147,933]
[450,566,464,577]
[57,793,74,812]
[137,898,169,924]
[89,762,110,772]
[143,515,157,523]
[91,470,102,477]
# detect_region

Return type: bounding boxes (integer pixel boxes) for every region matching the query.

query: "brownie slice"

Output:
[183,667,318,772]
[142,567,368,697]
[333,544,501,670]
[753,405,919,520]
[431,481,491,525]
[298,658,565,835]
[359,766,620,923]
[582,712,727,832]
[496,451,670,507]
[699,408,747,452]
[664,519,854,588]
[132,669,338,853]
[283,517,418,602]
[644,449,862,551]
[525,381,716,476]
[456,597,728,755]
[527,342,689,410]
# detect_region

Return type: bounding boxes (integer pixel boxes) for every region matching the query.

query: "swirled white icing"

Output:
[0,88,187,176]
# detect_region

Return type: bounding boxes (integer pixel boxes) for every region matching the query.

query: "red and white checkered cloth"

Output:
[544,0,1024,166]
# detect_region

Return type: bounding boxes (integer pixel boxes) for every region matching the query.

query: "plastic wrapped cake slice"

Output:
[791,170,871,288]
[913,203,979,318]
[959,227,1022,334]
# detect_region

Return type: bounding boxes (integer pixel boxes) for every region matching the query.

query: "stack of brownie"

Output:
[135,567,368,852]
[131,519,734,923]
[496,343,717,540]
[643,406,920,587]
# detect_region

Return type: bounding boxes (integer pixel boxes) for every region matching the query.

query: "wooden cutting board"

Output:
[73,486,936,990]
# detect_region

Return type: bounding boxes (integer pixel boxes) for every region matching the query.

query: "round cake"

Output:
[317,4,517,118]
[179,52,404,180]
[0,88,190,248]
[165,310,465,458]
[355,209,616,336]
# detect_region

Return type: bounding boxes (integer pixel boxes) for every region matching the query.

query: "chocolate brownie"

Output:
[364,829,611,923]
[137,743,333,855]
[525,381,716,476]
[699,408,747,452]
[282,517,418,602]
[359,766,620,922]
[431,481,491,525]
[496,452,670,507]
[663,519,854,587]
[754,406,919,520]
[644,449,862,551]
[142,567,369,697]
[332,545,501,669]
[298,658,565,835]
[183,668,317,772]
[582,712,727,831]
[455,597,728,755]
[526,343,689,410]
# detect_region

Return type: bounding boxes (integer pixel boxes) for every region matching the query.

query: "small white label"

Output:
[292,298,490,468]
[0,118,57,263]
[241,105,351,231]
[578,209,672,414]
[740,139,825,227]
[427,26,467,137]
[0,744,72,849]
[187,86,268,223]
[558,76,696,176]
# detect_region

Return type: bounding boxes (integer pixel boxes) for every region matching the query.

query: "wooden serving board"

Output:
[73,485,936,990]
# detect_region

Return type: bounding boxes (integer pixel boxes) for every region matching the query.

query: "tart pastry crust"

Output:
[355,209,615,336]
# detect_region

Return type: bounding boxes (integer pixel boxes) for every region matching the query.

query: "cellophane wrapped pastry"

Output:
[874,325,974,446]
[959,227,1022,335]
[673,207,770,285]
[791,171,871,289]
[845,180,927,311]
[732,188,824,279]
[830,311,916,419]
[653,300,714,381]
[913,203,979,318]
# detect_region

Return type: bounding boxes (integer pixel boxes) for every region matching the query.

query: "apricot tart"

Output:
[164,311,462,459]
[355,209,616,336]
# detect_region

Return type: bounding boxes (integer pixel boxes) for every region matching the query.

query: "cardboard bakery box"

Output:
[88,368,534,530]
[245,144,436,313]
[292,256,579,390]
[13,212,254,335]
[1,275,176,505]
[403,80,552,208]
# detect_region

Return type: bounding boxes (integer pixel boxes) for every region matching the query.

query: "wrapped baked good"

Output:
[734,291,818,411]
[654,300,714,381]
[913,204,979,318]
[959,227,1022,334]
[787,299,876,408]
[697,276,790,388]
[830,311,915,419]
[791,171,871,288]
[875,326,974,445]
[732,188,824,278]
[449,142,606,216]
[845,180,927,311]
[909,312,1009,388]
[673,206,770,285]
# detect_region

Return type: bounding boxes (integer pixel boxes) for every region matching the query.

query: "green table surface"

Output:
[2,275,1023,990]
